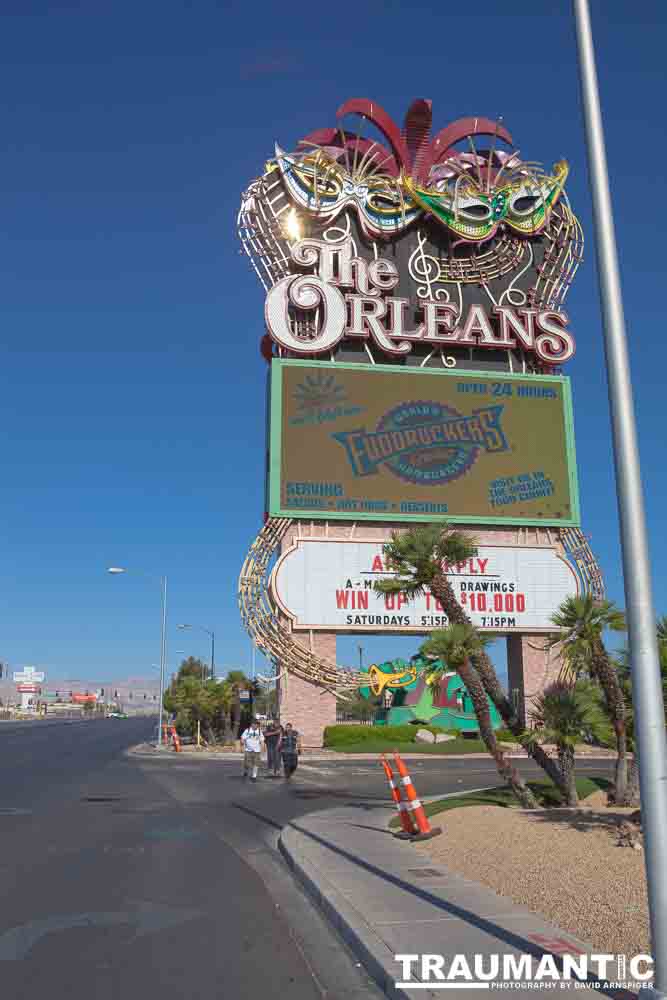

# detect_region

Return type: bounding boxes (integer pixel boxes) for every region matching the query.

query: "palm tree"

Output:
[657,616,667,646]
[421,624,538,808]
[374,523,568,796]
[615,617,667,806]
[548,594,627,802]
[530,680,613,807]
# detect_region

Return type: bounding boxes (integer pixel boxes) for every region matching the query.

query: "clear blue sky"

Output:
[2,1,665,683]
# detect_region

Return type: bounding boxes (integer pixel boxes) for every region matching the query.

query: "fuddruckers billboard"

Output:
[268,360,579,526]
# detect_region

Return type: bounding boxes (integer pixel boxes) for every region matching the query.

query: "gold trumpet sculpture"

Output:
[366,663,418,697]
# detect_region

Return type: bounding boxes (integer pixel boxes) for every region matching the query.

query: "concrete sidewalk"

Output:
[279,803,636,1000]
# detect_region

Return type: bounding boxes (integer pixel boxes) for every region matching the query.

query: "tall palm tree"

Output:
[548,594,627,803]
[421,625,538,808]
[530,680,613,807]
[615,617,667,806]
[374,523,568,796]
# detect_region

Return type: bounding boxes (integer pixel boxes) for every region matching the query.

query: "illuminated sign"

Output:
[265,237,574,365]
[240,98,583,375]
[268,360,579,526]
[271,539,579,633]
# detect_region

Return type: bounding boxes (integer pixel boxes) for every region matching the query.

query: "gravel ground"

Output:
[416,792,650,959]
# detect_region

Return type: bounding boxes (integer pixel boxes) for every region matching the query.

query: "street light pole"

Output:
[159,576,167,747]
[108,566,168,747]
[573,1,667,989]
[177,623,215,681]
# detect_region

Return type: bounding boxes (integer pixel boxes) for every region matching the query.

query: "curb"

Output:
[279,821,409,1000]
[127,745,619,763]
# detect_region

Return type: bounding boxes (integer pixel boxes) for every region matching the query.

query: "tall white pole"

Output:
[158,576,167,746]
[573,1,667,990]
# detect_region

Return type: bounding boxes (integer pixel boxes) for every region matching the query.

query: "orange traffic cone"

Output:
[393,752,442,841]
[170,725,181,752]
[380,755,417,839]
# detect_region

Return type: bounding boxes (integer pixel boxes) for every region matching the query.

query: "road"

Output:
[0,718,614,1000]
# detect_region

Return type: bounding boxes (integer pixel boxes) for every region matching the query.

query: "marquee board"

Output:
[268,360,579,526]
[271,538,579,633]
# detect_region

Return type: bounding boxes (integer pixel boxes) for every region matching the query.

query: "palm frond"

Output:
[657,616,667,645]
[420,622,491,669]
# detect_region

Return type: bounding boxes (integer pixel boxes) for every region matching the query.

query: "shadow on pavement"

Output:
[288,817,634,1000]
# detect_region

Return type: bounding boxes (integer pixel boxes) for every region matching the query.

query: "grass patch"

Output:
[324,724,458,748]
[324,724,483,754]
[332,738,486,755]
[389,776,611,828]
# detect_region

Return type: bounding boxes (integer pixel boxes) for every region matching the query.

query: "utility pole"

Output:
[573,1,667,990]
[159,576,167,746]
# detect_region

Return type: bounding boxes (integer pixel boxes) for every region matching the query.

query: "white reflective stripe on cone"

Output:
[407,799,423,811]
[401,776,413,786]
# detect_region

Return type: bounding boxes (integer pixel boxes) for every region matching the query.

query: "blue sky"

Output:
[2,1,665,684]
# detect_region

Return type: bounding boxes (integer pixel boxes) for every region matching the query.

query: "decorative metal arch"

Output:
[238,516,364,691]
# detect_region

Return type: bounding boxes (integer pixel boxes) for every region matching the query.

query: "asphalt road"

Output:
[0,718,615,1000]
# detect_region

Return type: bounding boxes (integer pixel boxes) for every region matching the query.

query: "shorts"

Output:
[243,750,260,771]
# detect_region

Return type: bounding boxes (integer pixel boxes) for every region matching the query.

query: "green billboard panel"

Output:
[268,360,580,526]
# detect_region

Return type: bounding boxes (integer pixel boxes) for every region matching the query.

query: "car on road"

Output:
[107,712,129,719]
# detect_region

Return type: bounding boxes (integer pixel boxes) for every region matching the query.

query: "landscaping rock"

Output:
[435,734,456,743]
[415,728,436,744]
[617,820,642,849]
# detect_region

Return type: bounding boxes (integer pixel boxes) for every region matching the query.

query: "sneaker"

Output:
[250,777,257,783]
[243,772,248,779]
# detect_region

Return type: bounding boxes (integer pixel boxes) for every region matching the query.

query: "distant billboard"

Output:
[271,538,579,634]
[268,360,579,526]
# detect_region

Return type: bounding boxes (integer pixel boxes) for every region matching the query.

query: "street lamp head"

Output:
[176,624,192,630]
[107,567,126,575]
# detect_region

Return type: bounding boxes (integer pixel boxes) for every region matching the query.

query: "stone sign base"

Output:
[276,630,337,747]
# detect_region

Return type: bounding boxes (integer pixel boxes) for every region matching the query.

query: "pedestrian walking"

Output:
[279,722,302,780]
[240,717,264,782]
[263,719,282,777]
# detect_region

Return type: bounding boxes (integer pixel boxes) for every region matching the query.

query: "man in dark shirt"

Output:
[280,723,302,780]
[263,720,282,777]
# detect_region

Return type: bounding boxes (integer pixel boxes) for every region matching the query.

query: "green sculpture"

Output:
[358,655,502,733]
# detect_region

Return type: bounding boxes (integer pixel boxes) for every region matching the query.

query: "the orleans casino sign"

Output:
[240,98,582,372]
[237,98,601,691]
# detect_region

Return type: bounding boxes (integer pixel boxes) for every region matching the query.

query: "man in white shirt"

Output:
[240,718,264,782]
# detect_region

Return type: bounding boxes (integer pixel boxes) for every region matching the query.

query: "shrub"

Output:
[323,723,452,748]
[495,728,519,742]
